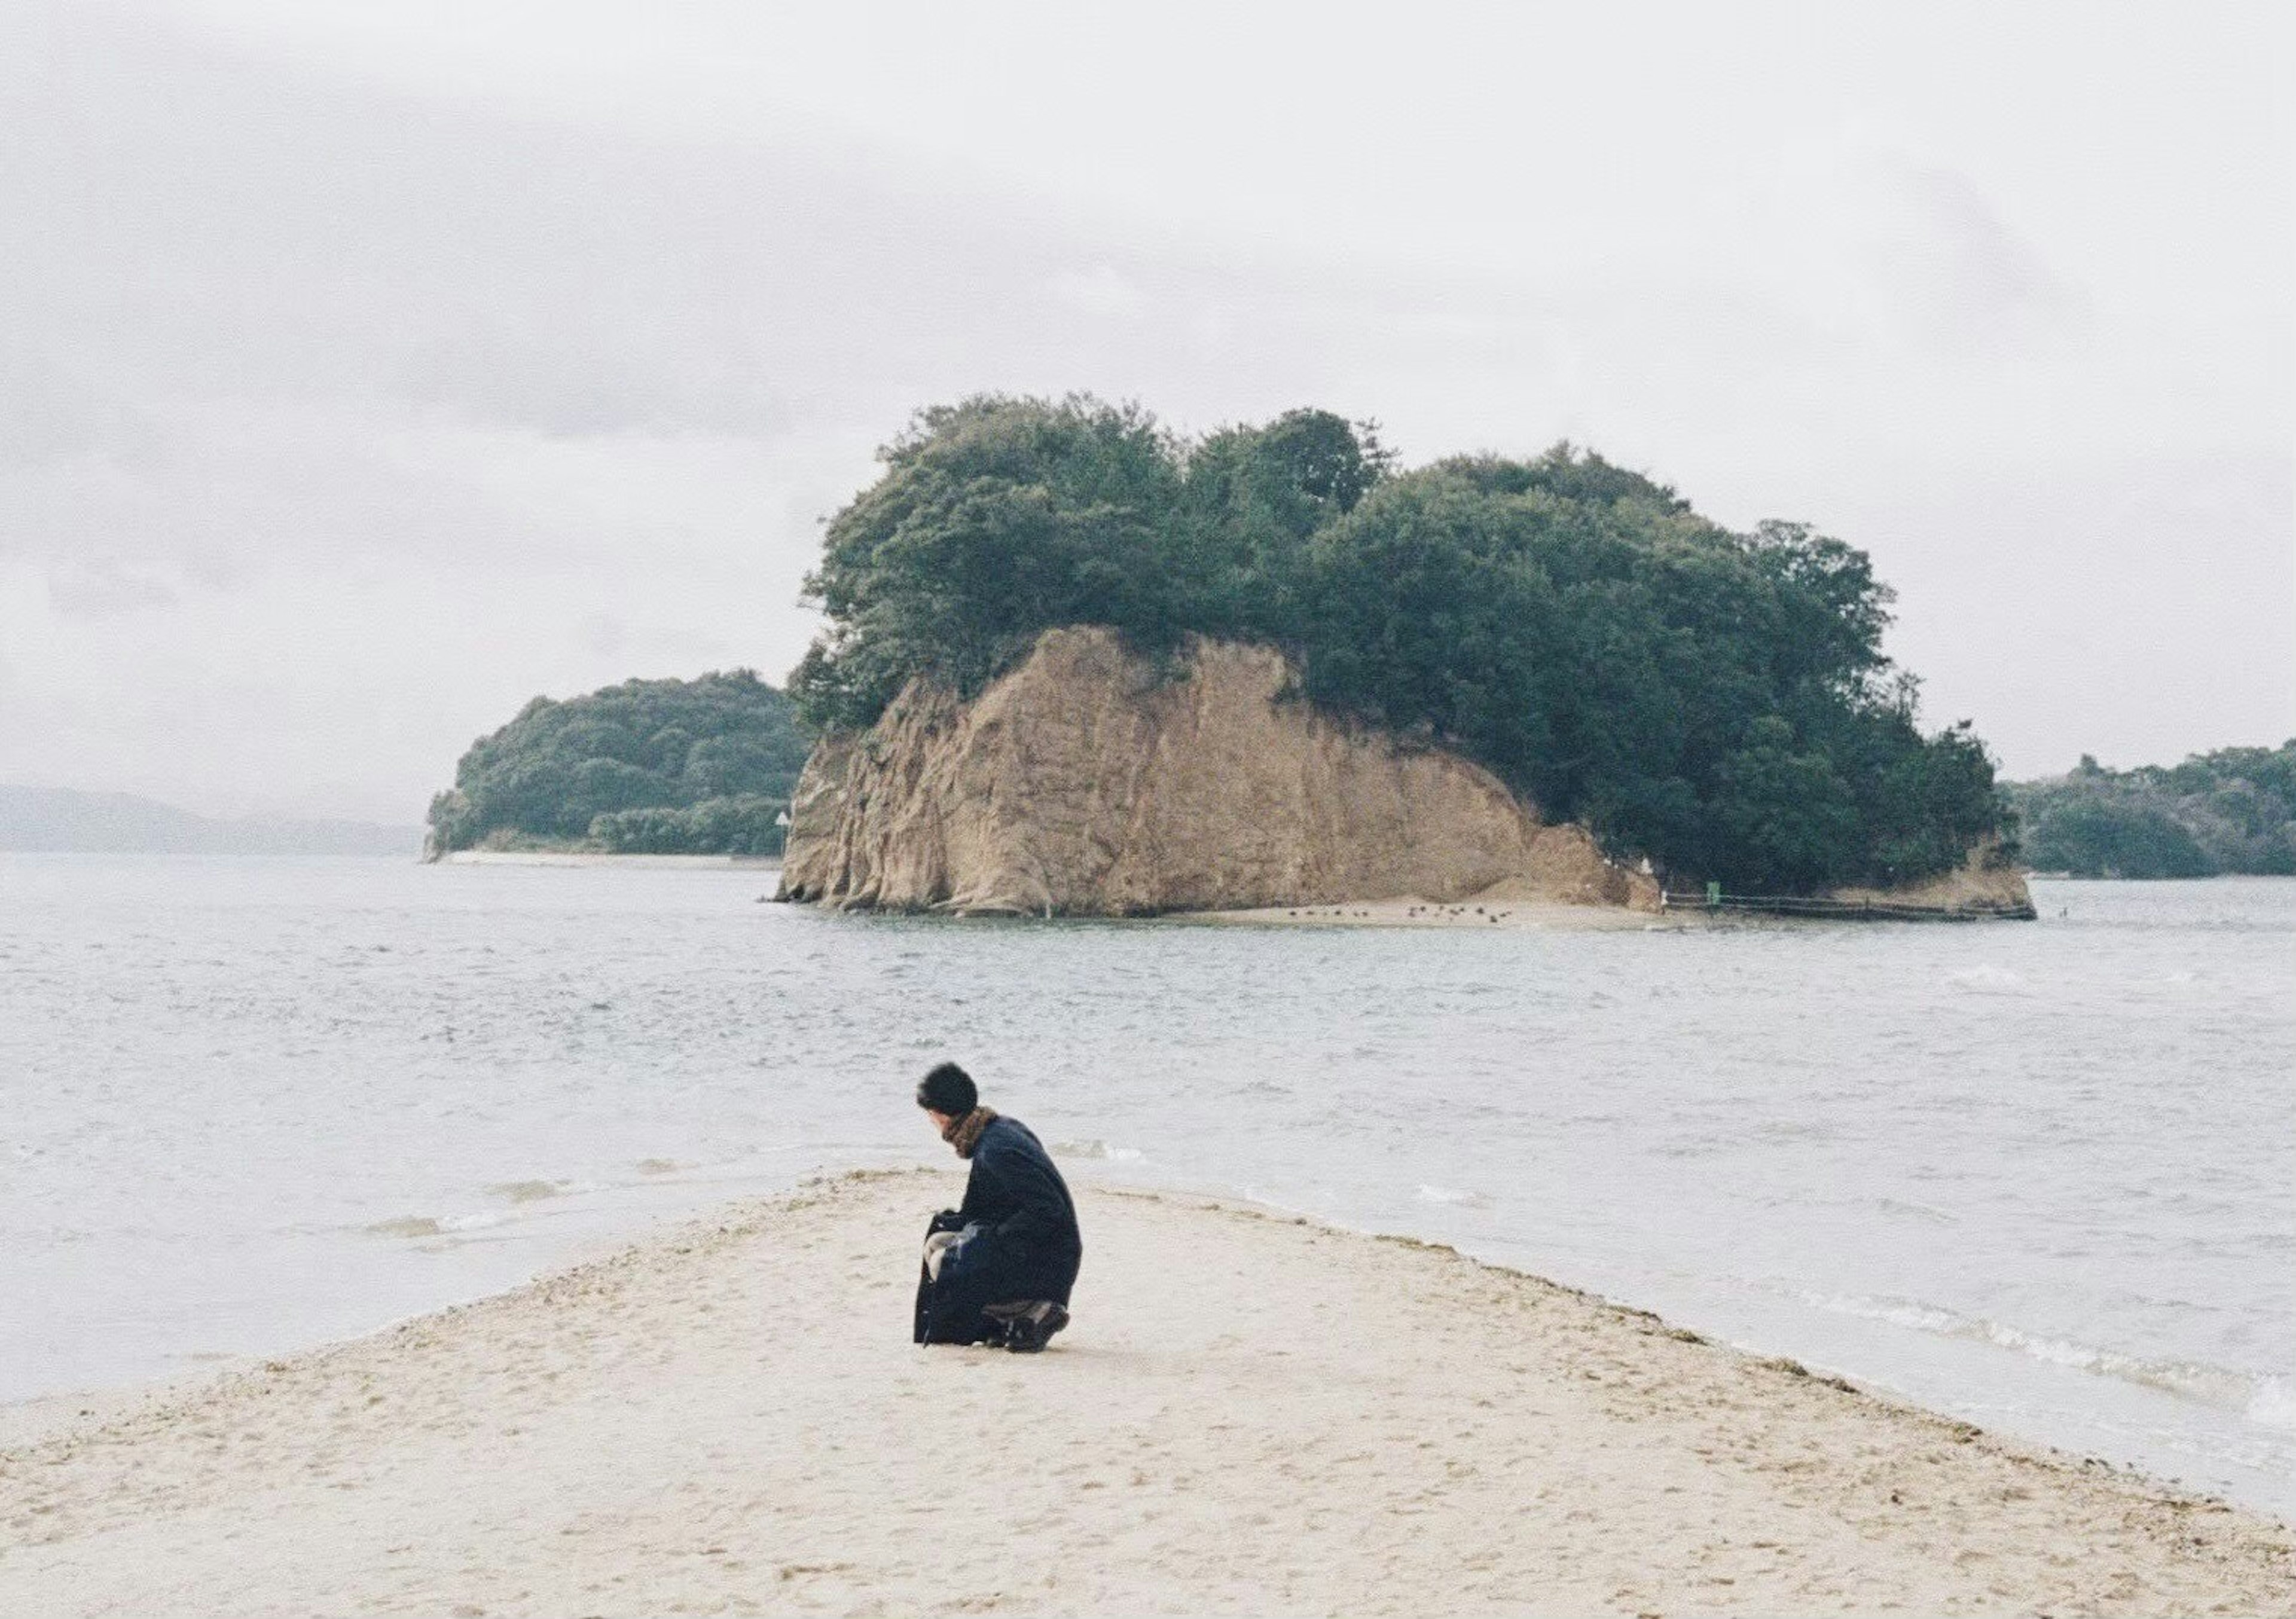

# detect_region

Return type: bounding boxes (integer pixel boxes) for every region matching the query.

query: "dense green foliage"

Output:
[589,795,790,856]
[2008,744,2296,877]
[791,393,2011,892]
[428,672,810,855]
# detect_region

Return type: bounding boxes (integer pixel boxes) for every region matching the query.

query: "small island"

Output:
[778,396,2029,918]
[2007,743,2296,878]
[425,671,812,860]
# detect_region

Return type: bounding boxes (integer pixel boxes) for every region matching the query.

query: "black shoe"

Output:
[1003,1302,1069,1354]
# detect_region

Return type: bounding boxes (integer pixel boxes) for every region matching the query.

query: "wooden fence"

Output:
[1659,889,2037,922]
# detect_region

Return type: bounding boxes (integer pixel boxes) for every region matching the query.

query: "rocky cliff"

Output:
[777,627,1658,917]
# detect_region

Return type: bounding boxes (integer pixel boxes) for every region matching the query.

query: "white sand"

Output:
[1181,896,1685,929]
[5,1172,2290,1617]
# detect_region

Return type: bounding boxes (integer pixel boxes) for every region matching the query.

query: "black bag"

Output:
[913,1212,996,1345]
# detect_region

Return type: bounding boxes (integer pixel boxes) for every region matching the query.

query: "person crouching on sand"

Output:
[912,1061,1081,1352]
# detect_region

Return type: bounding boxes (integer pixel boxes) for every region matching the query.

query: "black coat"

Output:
[913,1117,1082,1344]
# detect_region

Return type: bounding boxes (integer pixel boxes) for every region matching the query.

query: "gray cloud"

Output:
[1873,163,2086,351]
[46,558,180,617]
[0,347,165,472]
[4,0,2287,821]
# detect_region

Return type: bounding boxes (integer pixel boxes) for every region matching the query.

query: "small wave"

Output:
[1871,1196,1961,1225]
[367,1215,441,1238]
[365,1209,511,1239]
[1945,963,2028,993]
[1653,1139,1728,1159]
[1811,1292,1965,1336]
[1416,1184,1494,1209]
[487,1179,567,1204]
[435,1209,512,1232]
[1055,1139,1143,1162]
[1753,1119,1832,1143]
[2249,1379,2296,1431]
[1805,1290,2277,1415]
[1238,1185,1324,1220]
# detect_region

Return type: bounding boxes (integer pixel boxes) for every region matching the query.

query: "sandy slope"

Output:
[4,1172,2289,1617]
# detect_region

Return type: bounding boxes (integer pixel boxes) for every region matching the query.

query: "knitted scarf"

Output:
[943,1105,998,1159]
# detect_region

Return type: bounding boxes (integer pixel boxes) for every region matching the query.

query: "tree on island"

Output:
[790,393,2011,894]
[426,672,812,857]
[2007,744,2296,877]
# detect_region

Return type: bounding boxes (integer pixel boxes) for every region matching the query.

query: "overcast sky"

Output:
[5,1,2289,822]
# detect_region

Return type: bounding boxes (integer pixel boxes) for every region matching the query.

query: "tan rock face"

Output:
[1825,838,2035,916]
[778,627,1659,916]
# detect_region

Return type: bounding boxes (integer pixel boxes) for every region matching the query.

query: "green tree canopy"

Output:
[428,671,811,854]
[2008,740,2296,876]
[789,395,1185,728]
[790,393,2013,893]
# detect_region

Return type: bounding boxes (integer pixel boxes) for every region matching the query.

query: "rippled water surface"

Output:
[4,856,2291,1512]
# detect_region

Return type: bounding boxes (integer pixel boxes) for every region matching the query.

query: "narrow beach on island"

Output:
[5,1171,2289,1618]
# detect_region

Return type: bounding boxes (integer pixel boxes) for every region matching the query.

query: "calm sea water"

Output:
[3,856,2290,1513]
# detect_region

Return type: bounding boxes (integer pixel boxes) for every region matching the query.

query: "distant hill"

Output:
[425,671,814,858]
[2005,741,2296,878]
[0,785,422,856]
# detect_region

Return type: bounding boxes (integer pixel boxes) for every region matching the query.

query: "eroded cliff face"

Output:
[1825,841,2035,916]
[777,627,1657,916]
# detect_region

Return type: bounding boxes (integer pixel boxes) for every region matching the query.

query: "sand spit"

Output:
[1180,896,1688,930]
[4,1173,2288,1617]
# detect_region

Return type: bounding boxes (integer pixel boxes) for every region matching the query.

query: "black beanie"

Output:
[916,1061,977,1115]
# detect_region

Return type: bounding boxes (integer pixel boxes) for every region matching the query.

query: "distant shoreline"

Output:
[0,783,419,858]
[433,850,781,869]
